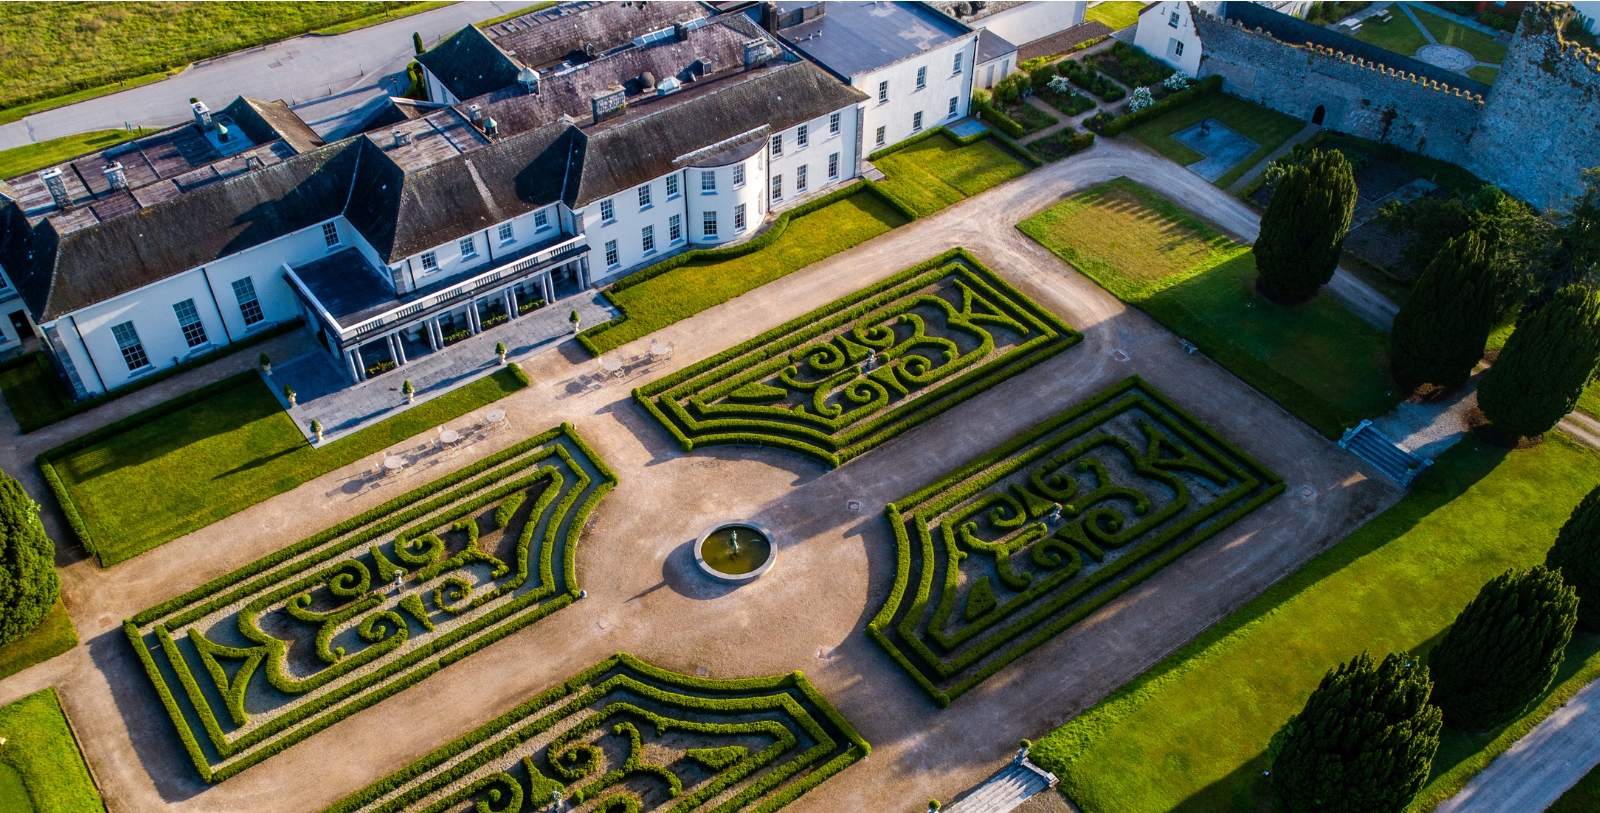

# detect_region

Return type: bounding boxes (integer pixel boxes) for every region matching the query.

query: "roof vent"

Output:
[640,71,656,91]
[191,101,212,131]
[517,66,540,94]
[467,104,483,122]
[591,86,626,125]
[216,122,231,143]
[657,76,682,96]
[393,129,412,147]
[485,117,499,137]
[243,152,263,171]
[39,167,72,211]
[103,162,127,190]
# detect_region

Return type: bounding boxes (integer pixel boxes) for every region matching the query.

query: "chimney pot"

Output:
[103,162,127,190]
[191,101,212,131]
[40,167,72,211]
[468,104,483,121]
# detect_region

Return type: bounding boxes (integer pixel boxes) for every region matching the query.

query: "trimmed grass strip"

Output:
[0,688,105,813]
[0,601,77,682]
[875,131,1029,217]
[0,130,140,179]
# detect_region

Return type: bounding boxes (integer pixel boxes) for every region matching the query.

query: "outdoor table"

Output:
[440,428,462,446]
[600,356,624,377]
[650,342,671,359]
[486,410,505,425]
[383,456,405,474]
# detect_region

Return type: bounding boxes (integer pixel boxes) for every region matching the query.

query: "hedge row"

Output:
[576,181,916,355]
[9,318,303,433]
[636,248,1081,467]
[1100,74,1224,138]
[126,424,618,782]
[867,376,1284,706]
[322,653,869,813]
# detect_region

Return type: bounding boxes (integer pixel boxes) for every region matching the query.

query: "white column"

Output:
[543,271,554,305]
[468,302,481,335]
[427,319,440,350]
[348,348,365,382]
[505,288,519,319]
[391,332,407,365]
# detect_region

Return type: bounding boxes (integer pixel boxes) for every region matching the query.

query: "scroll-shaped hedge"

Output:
[636,248,1081,467]
[323,653,869,813]
[126,424,617,782]
[869,377,1283,705]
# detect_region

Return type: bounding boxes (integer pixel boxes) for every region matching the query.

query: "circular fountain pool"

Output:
[694,523,775,582]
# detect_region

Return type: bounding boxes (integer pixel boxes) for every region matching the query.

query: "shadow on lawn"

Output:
[57,379,282,482]
[214,444,301,479]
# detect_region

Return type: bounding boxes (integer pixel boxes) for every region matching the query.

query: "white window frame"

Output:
[913,111,923,132]
[173,299,208,348]
[534,209,550,230]
[771,133,783,157]
[701,170,716,193]
[916,66,927,89]
[953,51,963,74]
[829,111,841,135]
[232,276,264,326]
[638,184,652,209]
[828,152,839,180]
[459,236,478,259]
[600,198,615,223]
[498,222,514,243]
[948,96,958,117]
[669,213,683,243]
[878,80,888,103]
[666,173,680,199]
[1170,10,1181,26]
[322,221,340,248]
[111,321,149,371]
[641,224,655,254]
[421,251,438,271]
[796,165,807,193]
[875,126,886,147]
[771,173,783,202]
[733,163,745,187]
[734,203,747,232]
[604,239,619,268]
[703,210,718,237]
[797,124,808,148]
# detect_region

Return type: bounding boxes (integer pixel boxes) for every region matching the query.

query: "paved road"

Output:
[0,1,549,151]
[1435,676,1600,813]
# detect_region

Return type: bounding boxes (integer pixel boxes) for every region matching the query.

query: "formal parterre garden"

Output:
[637,248,1081,467]
[128,424,616,782]
[870,376,1282,706]
[1018,178,1401,437]
[324,653,868,813]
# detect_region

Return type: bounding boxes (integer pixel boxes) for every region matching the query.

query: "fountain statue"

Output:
[695,522,776,582]
[728,530,739,555]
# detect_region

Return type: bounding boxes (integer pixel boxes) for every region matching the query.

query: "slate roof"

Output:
[483,0,707,71]
[220,97,325,154]
[975,27,1017,63]
[1219,2,1491,96]
[770,1,972,78]
[417,24,523,101]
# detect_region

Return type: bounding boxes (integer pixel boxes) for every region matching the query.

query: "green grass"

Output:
[49,366,528,566]
[1018,178,1400,437]
[0,602,77,682]
[1468,65,1499,83]
[585,191,908,354]
[876,132,1029,217]
[0,2,437,114]
[1086,2,1144,30]
[1549,761,1600,813]
[475,2,557,29]
[0,354,76,432]
[0,689,104,813]
[1033,434,1600,813]
[1126,94,1305,188]
[0,129,140,180]
[1354,8,1433,57]
[1413,5,1508,63]
[311,0,452,35]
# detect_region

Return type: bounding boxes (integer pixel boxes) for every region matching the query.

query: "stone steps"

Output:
[944,759,1058,813]
[1340,419,1430,486]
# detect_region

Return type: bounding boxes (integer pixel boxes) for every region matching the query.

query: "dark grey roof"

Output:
[574,60,865,205]
[418,25,523,101]
[1219,2,1491,96]
[975,27,1016,63]
[11,140,362,322]
[1015,19,1111,62]
[291,247,396,328]
[484,0,707,71]
[221,97,325,154]
[768,1,971,78]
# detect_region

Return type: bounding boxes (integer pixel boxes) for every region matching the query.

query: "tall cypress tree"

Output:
[1547,486,1600,630]
[1390,231,1498,387]
[1428,567,1577,729]
[0,468,60,646]
[1269,651,1442,813]
[1254,148,1358,303]
[1477,284,1600,439]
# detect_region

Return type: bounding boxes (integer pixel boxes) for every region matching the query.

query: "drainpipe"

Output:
[66,314,107,395]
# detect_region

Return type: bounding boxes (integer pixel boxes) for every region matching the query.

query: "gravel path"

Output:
[1435,676,1600,813]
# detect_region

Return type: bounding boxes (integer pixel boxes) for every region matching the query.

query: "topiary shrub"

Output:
[1477,284,1600,440]
[1428,566,1577,729]
[1548,485,1600,630]
[1390,230,1498,388]
[0,468,61,646]
[1253,148,1357,303]
[1269,651,1441,813]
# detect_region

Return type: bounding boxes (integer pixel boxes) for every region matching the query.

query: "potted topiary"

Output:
[496,341,507,365]
[928,801,941,813]
[260,352,271,375]
[402,379,415,404]
[283,385,296,407]
[569,309,581,333]
[310,419,323,443]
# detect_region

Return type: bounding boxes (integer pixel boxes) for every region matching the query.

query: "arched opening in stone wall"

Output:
[1312,105,1326,125]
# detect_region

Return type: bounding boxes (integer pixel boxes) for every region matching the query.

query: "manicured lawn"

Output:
[1126,94,1305,188]
[1413,5,1508,63]
[0,354,75,433]
[876,132,1029,217]
[1033,435,1600,813]
[46,366,528,565]
[0,2,437,113]
[1354,8,1432,57]
[583,190,908,354]
[1549,761,1600,813]
[1086,1,1143,30]
[1018,178,1400,437]
[0,130,140,179]
[0,689,104,813]
[0,602,77,682]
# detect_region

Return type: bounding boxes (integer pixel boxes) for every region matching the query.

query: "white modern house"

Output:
[1135,1,1203,77]
[754,1,980,153]
[0,1,866,399]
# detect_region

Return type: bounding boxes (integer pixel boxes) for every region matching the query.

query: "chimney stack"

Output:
[467,104,483,122]
[103,162,127,190]
[759,1,779,34]
[192,101,212,131]
[243,151,263,171]
[392,129,412,147]
[40,167,72,211]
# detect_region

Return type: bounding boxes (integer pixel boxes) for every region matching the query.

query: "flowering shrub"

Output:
[1048,74,1071,93]
[1163,71,1192,91]
[1129,86,1154,112]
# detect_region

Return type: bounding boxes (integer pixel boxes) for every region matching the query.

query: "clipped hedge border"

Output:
[322,653,869,813]
[867,376,1285,706]
[636,247,1081,467]
[126,423,618,782]
[577,181,917,356]
[1101,74,1224,138]
[8,318,303,434]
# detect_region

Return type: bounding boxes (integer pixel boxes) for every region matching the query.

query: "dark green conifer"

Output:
[1478,284,1600,439]
[0,468,60,646]
[1548,486,1600,630]
[1428,566,1577,729]
[1390,231,1497,387]
[1269,651,1441,813]
[1254,148,1358,303]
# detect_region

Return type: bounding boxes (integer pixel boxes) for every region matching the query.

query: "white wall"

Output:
[973,52,1017,94]
[767,103,860,211]
[969,2,1087,46]
[855,34,979,152]
[1134,1,1202,77]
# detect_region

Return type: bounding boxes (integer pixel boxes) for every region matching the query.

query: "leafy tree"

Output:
[1254,148,1357,302]
[1546,485,1600,630]
[1428,567,1577,729]
[1269,651,1442,813]
[0,468,60,646]
[1477,284,1600,438]
[991,72,1031,107]
[1390,231,1498,387]
[1380,184,1544,319]
[1532,168,1600,305]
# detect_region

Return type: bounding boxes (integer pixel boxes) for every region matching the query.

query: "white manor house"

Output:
[0,0,1097,399]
